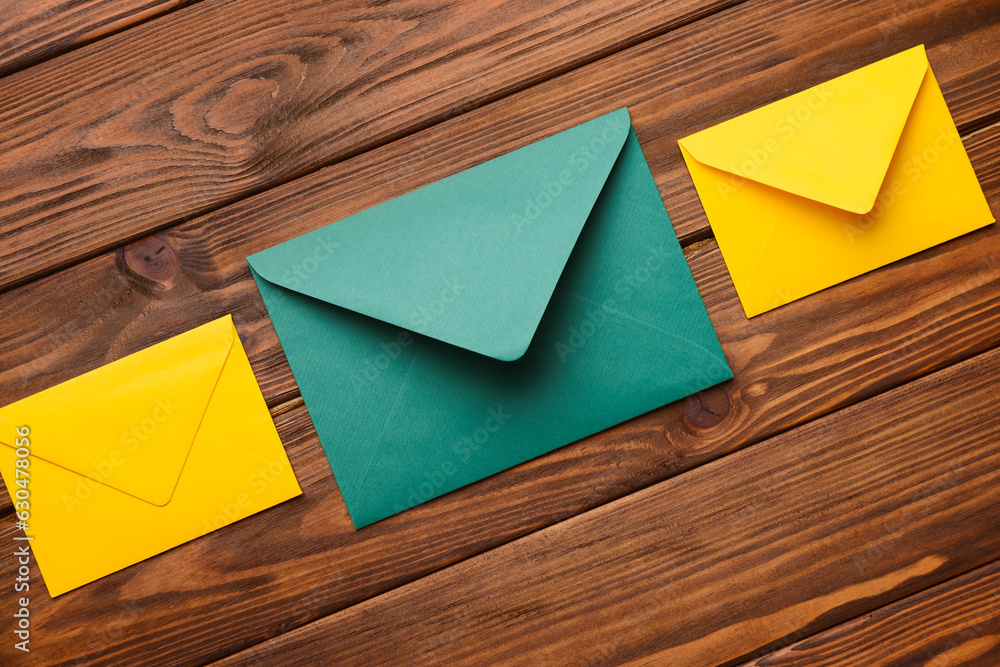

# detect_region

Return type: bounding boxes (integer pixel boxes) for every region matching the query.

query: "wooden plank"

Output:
[1,125,997,666]
[742,560,1000,666]
[0,1,193,79]
[0,404,330,664]
[3,0,999,292]
[211,344,1000,666]
[0,0,748,292]
[1,3,998,665]
[0,0,998,409]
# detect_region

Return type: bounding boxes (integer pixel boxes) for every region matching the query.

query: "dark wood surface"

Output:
[743,560,1000,666]
[0,0,193,78]
[0,0,747,291]
[0,0,997,665]
[215,342,1000,666]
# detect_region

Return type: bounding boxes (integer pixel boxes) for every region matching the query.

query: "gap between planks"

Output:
[739,553,1000,666]
[0,0,206,80]
[208,333,1000,665]
[0,2,997,662]
[214,324,1000,666]
[201,119,1000,665]
[1,122,1000,664]
[0,0,752,296]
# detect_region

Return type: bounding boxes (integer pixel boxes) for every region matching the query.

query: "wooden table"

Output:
[1,0,998,664]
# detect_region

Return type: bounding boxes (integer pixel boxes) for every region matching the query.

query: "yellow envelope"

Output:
[679,45,995,317]
[0,315,301,597]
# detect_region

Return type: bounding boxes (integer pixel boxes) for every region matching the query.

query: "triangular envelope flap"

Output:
[679,46,929,214]
[248,108,633,361]
[0,316,235,506]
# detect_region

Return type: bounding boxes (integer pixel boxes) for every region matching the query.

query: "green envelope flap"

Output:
[247,108,632,361]
[250,126,734,528]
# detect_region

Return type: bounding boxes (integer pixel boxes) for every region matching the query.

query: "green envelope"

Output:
[248,108,732,528]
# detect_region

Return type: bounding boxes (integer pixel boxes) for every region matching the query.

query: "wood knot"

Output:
[124,236,180,287]
[205,78,279,134]
[684,384,731,430]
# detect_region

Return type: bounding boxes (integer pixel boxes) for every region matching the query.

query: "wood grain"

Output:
[743,560,1000,666]
[0,124,996,666]
[0,403,330,666]
[212,338,1000,666]
[1,0,998,409]
[0,0,997,664]
[0,0,749,291]
[0,0,193,78]
[3,0,999,293]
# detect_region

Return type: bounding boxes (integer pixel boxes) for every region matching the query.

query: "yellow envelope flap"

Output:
[679,45,929,215]
[0,316,236,506]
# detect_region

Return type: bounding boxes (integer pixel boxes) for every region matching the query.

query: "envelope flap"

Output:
[679,46,929,214]
[247,108,632,361]
[0,316,235,506]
